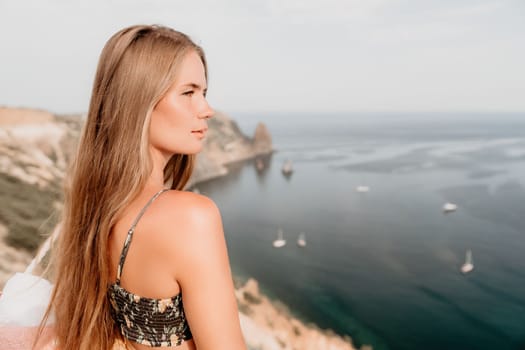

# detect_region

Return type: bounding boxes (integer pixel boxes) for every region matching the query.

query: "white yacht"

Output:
[460,249,474,274]
[282,160,293,176]
[273,229,286,248]
[297,232,306,247]
[355,185,370,193]
[443,202,458,213]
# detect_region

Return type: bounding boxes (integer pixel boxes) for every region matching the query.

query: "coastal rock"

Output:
[0,109,71,263]
[189,111,273,185]
[253,123,272,154]
[0,107,54,125]
[237,278,364,350]
[0,110,75,188]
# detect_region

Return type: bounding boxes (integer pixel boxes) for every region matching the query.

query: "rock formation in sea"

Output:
[190,110,273,185]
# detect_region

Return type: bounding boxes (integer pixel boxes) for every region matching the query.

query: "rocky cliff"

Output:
[0,107,272,191]
[0,107,272,256]
[190,111,273,185]
[0,108,73,283]
[237,279,365,350]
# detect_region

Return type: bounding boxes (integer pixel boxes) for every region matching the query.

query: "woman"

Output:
[38,24,246,349]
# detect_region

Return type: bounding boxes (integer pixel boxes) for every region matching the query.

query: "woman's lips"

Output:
[191,128,207,138]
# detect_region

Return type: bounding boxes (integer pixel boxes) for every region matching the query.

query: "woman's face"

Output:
[149,50,213,158]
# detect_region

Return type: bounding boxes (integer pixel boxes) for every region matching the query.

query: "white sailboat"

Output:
[460,249,474,274]
[297,232,306,247]
[355,185,370,193]
[282,160,293,176]
[443,202,458,213]
[273,229,286,248]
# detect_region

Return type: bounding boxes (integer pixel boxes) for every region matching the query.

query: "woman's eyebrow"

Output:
[180,83,206,90]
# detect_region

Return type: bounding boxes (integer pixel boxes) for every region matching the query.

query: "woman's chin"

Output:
[182,144,204,155]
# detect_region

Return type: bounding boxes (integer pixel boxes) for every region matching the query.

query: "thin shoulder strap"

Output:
[115,188,169,285]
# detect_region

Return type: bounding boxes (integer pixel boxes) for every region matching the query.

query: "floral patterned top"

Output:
[107,189,192,347]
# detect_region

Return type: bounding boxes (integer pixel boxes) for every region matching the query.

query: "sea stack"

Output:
[253,122,272,155]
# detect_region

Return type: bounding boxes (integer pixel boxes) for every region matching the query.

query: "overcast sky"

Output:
[0,0,524,115]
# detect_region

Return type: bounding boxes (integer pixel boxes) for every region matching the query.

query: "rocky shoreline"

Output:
[237,279,367,350]
[0,107,366,350]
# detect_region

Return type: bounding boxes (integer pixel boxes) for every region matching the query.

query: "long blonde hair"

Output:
[37,24,207,350]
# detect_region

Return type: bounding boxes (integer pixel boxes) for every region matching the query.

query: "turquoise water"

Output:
[198,113,525,350]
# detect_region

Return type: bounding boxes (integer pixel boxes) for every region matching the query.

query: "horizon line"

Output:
[2,105,525,117]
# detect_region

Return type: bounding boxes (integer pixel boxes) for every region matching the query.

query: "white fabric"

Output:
[0,326,56,350]
[0,272,54,326]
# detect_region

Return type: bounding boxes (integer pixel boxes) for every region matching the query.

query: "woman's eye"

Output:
[182,90,194,96]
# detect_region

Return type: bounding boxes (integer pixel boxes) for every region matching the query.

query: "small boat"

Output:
[273,229,286,248]
[460,249,474,274]
[282,160,293,176]
[443,202,458,213]
[355,185,370,193]
[297,232,306,247]
[255,158,265,171]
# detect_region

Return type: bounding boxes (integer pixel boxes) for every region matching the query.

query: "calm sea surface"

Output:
[197,112,525,350]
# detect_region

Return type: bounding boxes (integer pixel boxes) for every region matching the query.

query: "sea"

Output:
[196,112,525,350]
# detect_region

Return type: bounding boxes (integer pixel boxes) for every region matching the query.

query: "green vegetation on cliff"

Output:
[0,172,61,252]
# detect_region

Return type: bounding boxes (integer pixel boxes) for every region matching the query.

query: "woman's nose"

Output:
[198,99,214,119]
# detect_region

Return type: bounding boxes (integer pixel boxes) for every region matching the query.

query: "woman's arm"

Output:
[165,193,246,350]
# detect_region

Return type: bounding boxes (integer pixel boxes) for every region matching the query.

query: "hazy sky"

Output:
[0,0,524,114]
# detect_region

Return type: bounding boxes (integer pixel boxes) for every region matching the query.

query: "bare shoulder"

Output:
[150,190,224,262]
[156,190,221,228]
